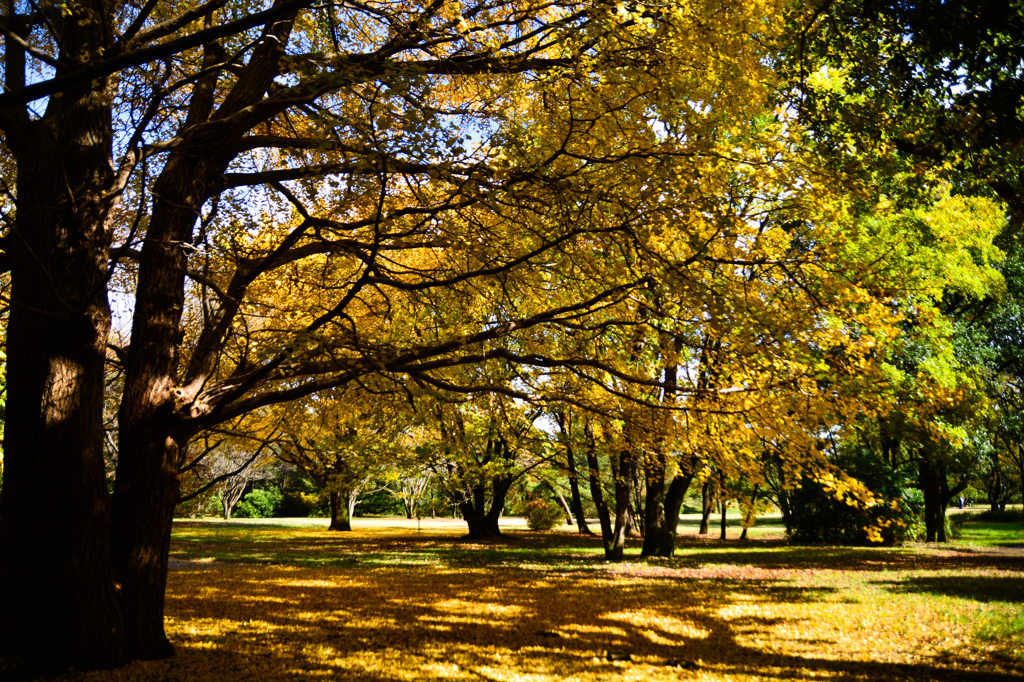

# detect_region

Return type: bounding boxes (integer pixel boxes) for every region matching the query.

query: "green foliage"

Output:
[786,447,923,545]
[525,499,565,531]
[235,487,284,518]
[355,489,406,516]
[278,492,319,518]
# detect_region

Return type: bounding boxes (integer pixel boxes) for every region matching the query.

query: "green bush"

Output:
[278,491,318,517]
[235,487,283,518]
[787,474,924,546]
[525,498,565,531]
[946,515,964,540]
[355,488,406,516]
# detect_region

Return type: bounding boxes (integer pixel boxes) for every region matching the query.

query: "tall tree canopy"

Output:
[0,0,812,668]
[0,0,1015,673]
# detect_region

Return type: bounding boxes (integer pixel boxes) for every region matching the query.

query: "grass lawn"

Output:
[13,511,1024,681]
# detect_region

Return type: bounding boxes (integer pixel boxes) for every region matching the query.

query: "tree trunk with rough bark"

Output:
[642,462,694,557]
[113,147,218,660]
[329,491,354,531]
[641,451,667,556]
[0,55,125,670]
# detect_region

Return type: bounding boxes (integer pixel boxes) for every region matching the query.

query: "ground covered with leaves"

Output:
[19,515,1024,681]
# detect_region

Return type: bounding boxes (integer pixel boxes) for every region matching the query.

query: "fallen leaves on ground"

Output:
[24,522,1024,681]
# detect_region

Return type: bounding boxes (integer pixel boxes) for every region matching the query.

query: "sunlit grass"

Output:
[16,516,1024,681]
[956,520,1024,548]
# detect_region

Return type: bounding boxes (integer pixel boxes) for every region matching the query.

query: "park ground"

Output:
[9,510,1024,681]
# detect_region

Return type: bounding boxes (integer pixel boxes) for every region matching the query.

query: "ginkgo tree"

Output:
[4,0,812,667]
[3,0,1002,672]
[276,386,414,531]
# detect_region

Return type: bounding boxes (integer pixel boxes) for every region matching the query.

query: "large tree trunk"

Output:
[459,486,498,539]
[663,474,692,543]
[642,462,694,557]
[113,150,215,661]
[0,70,124,669]
[112,13,297,660]
[641,451,668,557]
[483,474,513,537]
[329,491,353,531]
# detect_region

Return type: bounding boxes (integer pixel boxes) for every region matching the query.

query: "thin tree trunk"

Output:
[921,457,939,542]
[740,485,760,541]
[607,449,635,561]
[699,480,713,535]
[554,491,573,525]
[565,448,593,534]
[720,500,728,540]
[584,421,614,546]
[555,412,594,535]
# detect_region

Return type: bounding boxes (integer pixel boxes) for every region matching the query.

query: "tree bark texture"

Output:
[0,64,125,669]
[641,454,694,558]
[329,491,355,531]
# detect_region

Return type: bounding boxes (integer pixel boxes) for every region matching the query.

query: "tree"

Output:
[423,392,545,539]
[201,438,279,519]
[277,388,407,531]
[387,468,434,520]
[3,0,972,669]
[788,0,1024,234]
[4,0,769,667]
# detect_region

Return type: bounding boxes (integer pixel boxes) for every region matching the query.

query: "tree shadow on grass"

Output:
[147,564,1024,682]
[170,522,1024,577]
[668,545,1024,574]
[879,575,1024,604]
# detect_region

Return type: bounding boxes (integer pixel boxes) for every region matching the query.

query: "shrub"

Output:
[278,491,318,517]
[525,498,565,531]
[787,478,924,546]
[355,488,406,516]
[946,515,964,540]
[235,487,283,518]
